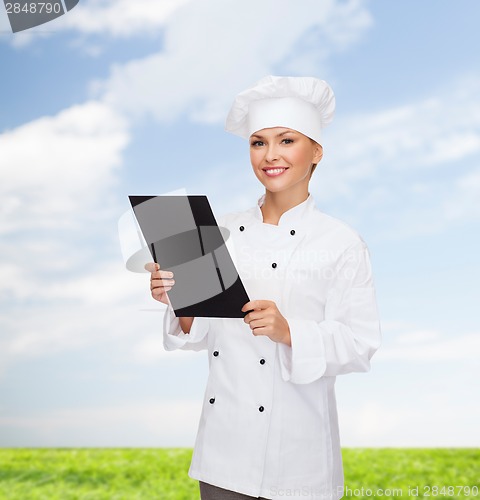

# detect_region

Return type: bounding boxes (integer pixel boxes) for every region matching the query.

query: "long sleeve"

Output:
[162,304,209,352]
[278,240,381,384]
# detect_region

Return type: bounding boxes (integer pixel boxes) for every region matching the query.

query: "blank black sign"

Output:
[129,195,250,318]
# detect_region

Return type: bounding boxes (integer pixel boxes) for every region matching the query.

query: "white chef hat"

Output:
[225,75,335,144]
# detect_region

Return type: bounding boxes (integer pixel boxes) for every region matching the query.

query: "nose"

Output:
[265,143,279,163]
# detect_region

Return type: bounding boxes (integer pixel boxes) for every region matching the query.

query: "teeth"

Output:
[265,168,286,174]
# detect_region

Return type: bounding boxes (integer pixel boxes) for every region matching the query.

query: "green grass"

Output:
[0,448,478,499]
[341,449,479,499]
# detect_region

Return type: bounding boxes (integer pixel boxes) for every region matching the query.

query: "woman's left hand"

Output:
[241,300,291,346]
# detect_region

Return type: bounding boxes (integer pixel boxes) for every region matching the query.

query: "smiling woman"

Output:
[249,128,323,208]
[147,75,381,500]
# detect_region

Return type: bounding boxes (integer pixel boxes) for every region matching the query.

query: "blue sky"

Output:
[0,0,479,448]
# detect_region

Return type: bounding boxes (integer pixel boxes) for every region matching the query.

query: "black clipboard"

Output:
[129,195,250,318]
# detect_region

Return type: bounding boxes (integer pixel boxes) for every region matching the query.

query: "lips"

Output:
[262,167,288,177]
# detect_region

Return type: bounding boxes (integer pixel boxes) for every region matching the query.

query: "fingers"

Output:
[246,319,270,337]
[144,262,158,273]
[241,299,275,312]
[250,326,269,336]
[244,313,273,329]
[243,310,261,323]
[152,286,172,300]
[150,276,175,290]
[150,276,174,303]
[145,262,174,281]
[145,262,175,304]
[243,308,273,324]
[145,262,174,275]
[151,271,174,281]
[246,318,266,331]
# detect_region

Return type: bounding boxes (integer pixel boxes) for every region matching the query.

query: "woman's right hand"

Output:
[145,262,175,305]
[145,263,194,333]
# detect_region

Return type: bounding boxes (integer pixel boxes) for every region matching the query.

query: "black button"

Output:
[290,229,295,235]
[271,262,277,268]
[209,398,215,404]
[239,225,245,231]
[259,358,266,365]
[213,350,219,357]
[259,406,265,412]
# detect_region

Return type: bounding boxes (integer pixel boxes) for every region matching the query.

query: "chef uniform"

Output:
[162,76,382,500]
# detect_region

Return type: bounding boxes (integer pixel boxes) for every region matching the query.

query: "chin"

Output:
[264,184,292,193]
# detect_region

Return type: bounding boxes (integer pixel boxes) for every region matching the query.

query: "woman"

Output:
[146,76,381,500]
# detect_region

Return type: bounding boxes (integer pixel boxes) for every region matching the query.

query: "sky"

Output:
[0,0,479,449]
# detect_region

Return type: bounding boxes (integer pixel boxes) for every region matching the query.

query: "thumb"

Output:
[144,262,159,273]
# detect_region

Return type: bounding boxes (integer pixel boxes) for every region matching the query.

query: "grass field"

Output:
[0,448,478,499]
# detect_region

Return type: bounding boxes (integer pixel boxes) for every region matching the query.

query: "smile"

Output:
[263,167,288,177]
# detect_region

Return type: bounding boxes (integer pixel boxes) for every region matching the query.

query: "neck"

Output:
[260,187,309,225]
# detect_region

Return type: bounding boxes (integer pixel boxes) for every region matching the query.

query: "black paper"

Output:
[129,195,250,318]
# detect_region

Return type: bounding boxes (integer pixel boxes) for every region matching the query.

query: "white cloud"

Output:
[0,254,191,371]
[0,298,187,374]
[0,0,189,47]
[131,330,197,364]
[0,100,129,233]
[336,320,480,446]
[0,5,11,32]
[97,0,372,123]
[443,167,480,222]
[0,100,140,374]
[2,0,372,62]
[61,0,190,37]
[375,328,480,362]
[338,398,480,447]
[311,75,480,236]
[0,400,202,446]
[40,262,146,305]
[395,329,440,345]
[324,77,480,186]
[0,100,141,371]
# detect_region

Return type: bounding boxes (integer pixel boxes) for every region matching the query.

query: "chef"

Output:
[147,76,382,500]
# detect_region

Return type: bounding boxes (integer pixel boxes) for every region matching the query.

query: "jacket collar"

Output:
[253,192,315,226]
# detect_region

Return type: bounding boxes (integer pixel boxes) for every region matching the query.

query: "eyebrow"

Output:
[250,130,297,140]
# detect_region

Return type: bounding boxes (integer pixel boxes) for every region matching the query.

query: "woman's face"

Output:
[249,127,323,194]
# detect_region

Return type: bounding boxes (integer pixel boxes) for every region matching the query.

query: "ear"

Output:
[312,142,323,164]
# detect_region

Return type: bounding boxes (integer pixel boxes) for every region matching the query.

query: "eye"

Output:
[250,140,264,147]
[281,138,294,144]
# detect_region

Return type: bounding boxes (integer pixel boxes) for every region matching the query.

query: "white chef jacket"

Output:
[162,193,381,500]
